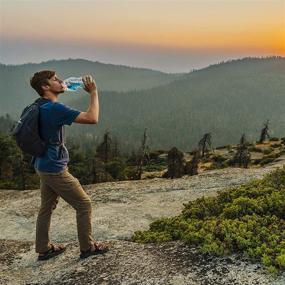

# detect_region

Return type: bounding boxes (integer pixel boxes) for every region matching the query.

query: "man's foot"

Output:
[80,241,109,259]
[38,243,66,261]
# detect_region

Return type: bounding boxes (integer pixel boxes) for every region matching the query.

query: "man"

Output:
[30,70,109,260]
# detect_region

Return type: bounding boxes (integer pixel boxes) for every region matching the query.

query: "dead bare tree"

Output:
[258,120,270,144]
[198,133,213,157]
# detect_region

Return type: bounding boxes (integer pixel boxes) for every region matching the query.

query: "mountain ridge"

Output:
[63,56,285,152]
[1,56,284,152]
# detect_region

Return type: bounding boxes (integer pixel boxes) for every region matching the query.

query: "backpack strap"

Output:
[58,125,65,159]
[34,98,64,145]
[34,97,52,106]
[30,98,66,165]
[30,98,51,167]
[60,125,65,145]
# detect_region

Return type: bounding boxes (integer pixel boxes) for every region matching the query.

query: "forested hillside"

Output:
[65,56,285,152]
[1,56,284,153]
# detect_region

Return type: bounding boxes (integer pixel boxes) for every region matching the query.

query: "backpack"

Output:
[11,97,64,166]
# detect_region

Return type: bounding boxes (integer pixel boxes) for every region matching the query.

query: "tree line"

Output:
[0,112,280,190]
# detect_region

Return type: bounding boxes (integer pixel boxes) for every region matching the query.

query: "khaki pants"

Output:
[35,167,94,253]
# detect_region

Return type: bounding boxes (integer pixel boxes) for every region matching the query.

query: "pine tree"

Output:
[165,147,185,179]
[112,136,121,158]
[96,130,112,163]
[185,149,200,175]
[232,133,251,168]
[136,128,150,180]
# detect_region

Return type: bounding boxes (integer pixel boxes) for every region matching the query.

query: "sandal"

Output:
[38,243,66,261]
[80,241,109,259]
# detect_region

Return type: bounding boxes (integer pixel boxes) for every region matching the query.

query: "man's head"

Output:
[30,70,65,97]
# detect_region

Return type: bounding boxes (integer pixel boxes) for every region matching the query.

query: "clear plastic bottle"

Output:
[63,77,84,91]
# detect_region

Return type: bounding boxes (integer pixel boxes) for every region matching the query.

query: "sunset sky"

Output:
[0,0,284,72]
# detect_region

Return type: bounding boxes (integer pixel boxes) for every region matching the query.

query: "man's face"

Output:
[43,74,65,95]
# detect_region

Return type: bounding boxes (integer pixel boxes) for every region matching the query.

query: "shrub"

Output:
[212,155,227,163]
[263,147,274,155]
[125,166,139,180]
[252,158,262,165]
[208,160,229,170]
[248,146,263,153]
[131,165,285,273]
[143,163,166,172]
[104,158,127,180]
[208,154,228,169]
[216,145,229,150]
[260,158,275,166]
[149,150,165,160]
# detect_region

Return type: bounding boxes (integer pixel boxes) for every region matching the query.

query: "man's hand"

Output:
[82,75,97,94]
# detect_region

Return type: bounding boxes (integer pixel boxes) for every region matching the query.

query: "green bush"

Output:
[269,137,279,141]
[216,145,230,150]
[207,155,229,170]
[269,153,280,159]
[105,158,128,180]
[125,166,139,180]
[248,146,263,153]
[131,165,285,273]
[271,143,281,148]
[252,159,262,165]
[143,163,166,172]
[212,155,227,163]
[260,158,275,166]
[263,147,274,155]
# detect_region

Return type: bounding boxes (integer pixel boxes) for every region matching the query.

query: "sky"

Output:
[0,0,284,73]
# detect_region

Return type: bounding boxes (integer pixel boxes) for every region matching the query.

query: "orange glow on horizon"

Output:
[1,0,285,56]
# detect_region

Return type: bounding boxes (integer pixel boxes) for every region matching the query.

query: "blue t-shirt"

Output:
[33,99,81,173]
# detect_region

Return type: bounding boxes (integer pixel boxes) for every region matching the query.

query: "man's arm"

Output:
[74,75,99,124]
[74,91,99,124]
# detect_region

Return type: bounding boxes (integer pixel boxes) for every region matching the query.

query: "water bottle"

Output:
[63,77,84,91]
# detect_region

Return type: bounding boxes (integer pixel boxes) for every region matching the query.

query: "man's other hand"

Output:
[82,75,97,94]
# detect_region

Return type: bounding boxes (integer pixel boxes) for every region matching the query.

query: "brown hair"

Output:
[30,70,55,96]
